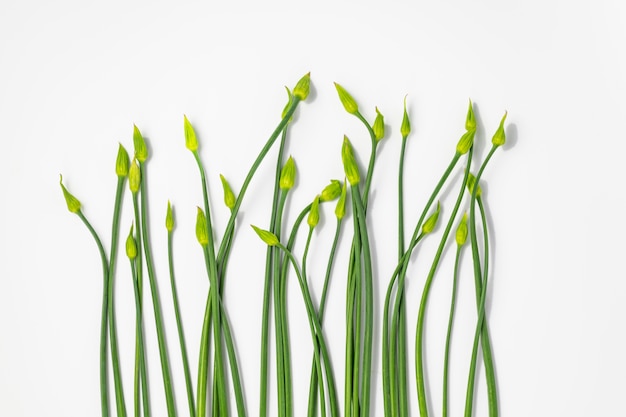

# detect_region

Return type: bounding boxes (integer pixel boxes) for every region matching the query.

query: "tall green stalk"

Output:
[131,125,177,417]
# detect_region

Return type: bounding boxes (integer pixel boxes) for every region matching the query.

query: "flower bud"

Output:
[126,224,137,259]
[165,201,174,232]
[456,129,475,155]
[251,225,280,246]
[373,107,385,142]
[334,82,359,115]
[342,136,360,186]
[220,174,236,210]
[455,212,468,246]
[492,111,507,147]
[195,207,209,246]
[59,175,81,214]
[308,195,321,229]
[320,179,342,202]
[184,115,199,152]
[335,180,348,220]
[401,96,411,138]
[465,99,476,132]
[466,173,482,197]
[133,124,148,162]
[129,158,141,194]
[115,143,130,177]
[422,202,441,234]
[279,156,296,190]
[293,72,311,101]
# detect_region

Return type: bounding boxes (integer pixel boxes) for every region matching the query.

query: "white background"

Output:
[1,1,625,416]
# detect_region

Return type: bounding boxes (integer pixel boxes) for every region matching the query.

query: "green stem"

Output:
[273,191,289,417]
[276,244,338,417]
[77,211,110,417]
[260,128,288,417]
[108,177,128,417]
[464,146,499,417]
[415,151,472,417]
[138,162,177,417]
[301,228,326,417]
[129,256,150,417]
[443,244,463,417]
[131,193,150,417]
[192,152,227,417]
[397,136,409,417]
[307,219,343,417]
[351,186,374,417]
[168,231,196,417]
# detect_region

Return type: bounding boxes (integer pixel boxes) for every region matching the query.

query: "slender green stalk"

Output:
[260,129,288,417]
[351,186,374,417]
[108,177,128,417]
[275,243,339,417]
[167,229,196,417]
[301,228,327,417]
[464,147,498,417]
[192,152,227,417]
[129,254,150,417]
[131,193,151,417]
[76,211,110,417]
[396,133,409,417]
[307,219,343,417]
[443,229,465,417]
[138,162,177,417]
[273,190,289,417]
[415,151,472,417]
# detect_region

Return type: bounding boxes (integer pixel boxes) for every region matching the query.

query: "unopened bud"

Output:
[320,179,342,202]
[342,136,360,186]
[456,129,475,155]
[126,224,137,259]
[422,202,441,234]
[220,174,236,210]
[293,72,311,101]
[308,195,321,229]
[129,158,141,194]
[373,107,385,141]
[59,175,81,214]
[279,156,296,190]
[401,96,411,138]
[133,124,148,162]
[115,143,130,177]
[195,207,209,246]
[334,82,359,115]
[165,201,174,232]
[466,173,482,197]
[335,180,348,220]
[455,213,468,246]
[492,112,507,147]
[465,99,476,131]
[184,115,199,152]
[251,225,280,246]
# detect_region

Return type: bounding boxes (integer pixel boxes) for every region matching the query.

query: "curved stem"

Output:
[168,231,196,417]
[77,211,110,417]
[443,244,463,417]
[416,150,472,416]
[108,177,128,417]
[464,146,499,417]
[131,193,151,417]
[259,128,288,417]
[138,163,177,417]
[307,219,343,417]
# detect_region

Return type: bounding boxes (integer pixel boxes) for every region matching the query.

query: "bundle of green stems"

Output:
[60,72,509,417]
